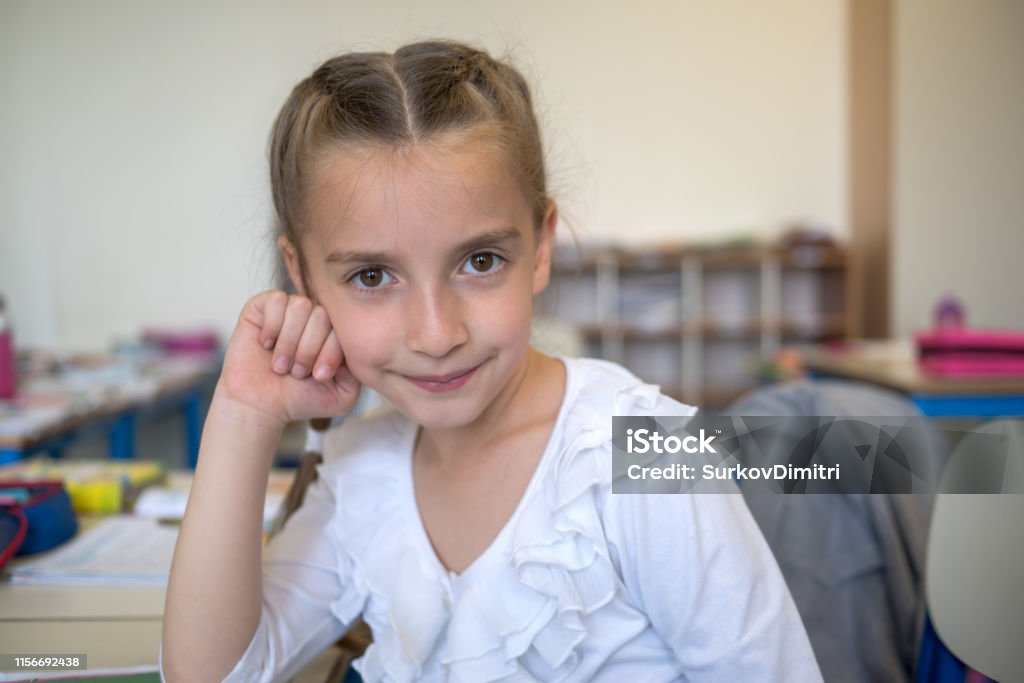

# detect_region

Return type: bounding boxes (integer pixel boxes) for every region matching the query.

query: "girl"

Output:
[162,40,822,682]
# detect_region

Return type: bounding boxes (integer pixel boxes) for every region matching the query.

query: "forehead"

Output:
[303,137,532,251]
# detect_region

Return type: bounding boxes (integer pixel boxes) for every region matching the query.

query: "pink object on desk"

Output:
[916,328,1024,377]
[141,328,219,355]
[0,295,17,399]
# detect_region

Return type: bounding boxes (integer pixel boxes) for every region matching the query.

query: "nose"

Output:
[405,285,469,358]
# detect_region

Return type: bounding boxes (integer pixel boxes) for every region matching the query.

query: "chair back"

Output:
[270,416,373,679]
[924,418,1024,682]
[272,417,332,536]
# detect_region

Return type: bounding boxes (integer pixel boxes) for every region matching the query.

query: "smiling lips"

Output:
[403,364,480,393]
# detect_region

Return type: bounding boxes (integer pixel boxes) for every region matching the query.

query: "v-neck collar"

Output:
[401,356,576,584]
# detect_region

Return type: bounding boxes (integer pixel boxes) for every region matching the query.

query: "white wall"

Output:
[0,0,846,351]
[893,0,1024,337]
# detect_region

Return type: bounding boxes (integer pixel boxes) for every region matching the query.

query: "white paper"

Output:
[133,487,284,531]
[10,516,177,586]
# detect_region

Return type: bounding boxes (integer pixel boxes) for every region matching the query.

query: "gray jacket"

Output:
[724,380,946,683]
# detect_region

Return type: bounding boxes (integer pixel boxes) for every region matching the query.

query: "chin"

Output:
[392,397,484,431]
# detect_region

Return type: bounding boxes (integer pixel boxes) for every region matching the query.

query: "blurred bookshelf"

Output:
[538,240,853,411]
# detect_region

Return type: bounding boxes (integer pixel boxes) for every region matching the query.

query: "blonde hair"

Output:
[269,40,549,270]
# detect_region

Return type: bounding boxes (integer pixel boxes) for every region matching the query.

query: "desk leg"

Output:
[0,436,72,463]
[109,413,136,460]
[184,390,203,468]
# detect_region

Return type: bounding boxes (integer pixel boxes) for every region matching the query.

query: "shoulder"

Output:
[559,356,697,431]
[538,357,699,508]
[561,356,697,419]
[547,358,722,540]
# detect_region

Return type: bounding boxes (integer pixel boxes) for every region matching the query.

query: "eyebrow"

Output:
[324,227,522,266]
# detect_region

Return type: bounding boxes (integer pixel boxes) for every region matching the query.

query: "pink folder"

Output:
[916,329,1024,377]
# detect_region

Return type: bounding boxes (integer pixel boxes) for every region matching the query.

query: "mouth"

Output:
[403,363,481,393]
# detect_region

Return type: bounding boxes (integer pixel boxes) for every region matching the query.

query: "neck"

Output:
[416,348,564,468]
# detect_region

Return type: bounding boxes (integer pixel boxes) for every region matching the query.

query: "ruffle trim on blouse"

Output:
[320,415,447,683]
[318,367,683,683]
[440,424,616,682]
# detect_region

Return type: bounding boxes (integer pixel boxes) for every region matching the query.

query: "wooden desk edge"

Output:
[807,353,1024,396]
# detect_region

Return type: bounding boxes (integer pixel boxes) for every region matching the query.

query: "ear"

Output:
[278,235,308,297]
[532,200,558,295]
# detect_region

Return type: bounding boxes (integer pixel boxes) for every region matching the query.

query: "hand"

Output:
[216,291,361,428]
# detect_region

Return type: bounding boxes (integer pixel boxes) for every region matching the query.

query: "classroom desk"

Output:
[0,355,219,468]
[0,560,335,682]
[0,584,337,682]
[0,585,166,679]
[0,471,338,682]
[806,341,1024,417]
[0,511,167,681]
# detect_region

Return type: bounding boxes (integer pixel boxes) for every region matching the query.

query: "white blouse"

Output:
[222,357,822,682]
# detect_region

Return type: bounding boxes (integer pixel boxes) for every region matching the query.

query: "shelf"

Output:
[576,317,846,341]
[551,243,848,274]
[778,315,848,339]
[615,249,686,271]
[584,324,685,341]
[697,246,767,270]
[699,319,764,339]
[777,244,846,269]
[542,241,851,410]
[551,252,614,271]
[552,249,685,272]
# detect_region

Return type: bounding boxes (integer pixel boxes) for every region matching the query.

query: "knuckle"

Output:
[310,305,330,327]
[289,296,313,316]
[275,330,297,350]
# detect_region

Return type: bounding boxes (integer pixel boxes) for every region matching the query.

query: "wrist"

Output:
[208,385,289,437]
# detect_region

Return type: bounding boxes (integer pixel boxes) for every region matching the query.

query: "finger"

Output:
[333,363,362,403]
[258,291,289,350]
[311,329,344,382]
[271,296,313,374]
[292,305,333,379]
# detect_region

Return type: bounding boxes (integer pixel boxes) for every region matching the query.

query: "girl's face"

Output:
[281,138,556,432]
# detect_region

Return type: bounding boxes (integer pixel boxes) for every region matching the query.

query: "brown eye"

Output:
[468,253,495,273]
[357,268,384,287]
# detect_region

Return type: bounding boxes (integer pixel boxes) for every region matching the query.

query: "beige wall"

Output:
[0,0,845,351]
[893,0,1024,337]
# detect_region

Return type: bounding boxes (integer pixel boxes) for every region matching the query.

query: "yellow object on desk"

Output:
[0,458,166,514]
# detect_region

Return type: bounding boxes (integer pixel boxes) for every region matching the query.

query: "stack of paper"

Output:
[133,470,290,531]
[10,516,177,586]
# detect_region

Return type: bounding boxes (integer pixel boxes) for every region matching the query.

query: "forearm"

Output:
[162,388,284,682]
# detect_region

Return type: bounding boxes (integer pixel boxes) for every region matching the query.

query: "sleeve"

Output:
[603,489,824,682]
[221,471,365,683]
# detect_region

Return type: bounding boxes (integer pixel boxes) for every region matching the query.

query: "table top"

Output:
[0,513,166,678]
[0,514,168,616]
[0,523,333,682]
[0,354,218,449]
[0,583,166,620]
[806,341,1024,396]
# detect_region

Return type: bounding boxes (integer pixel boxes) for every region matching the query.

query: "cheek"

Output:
[325,304,399,376]
[473,285,534,346]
